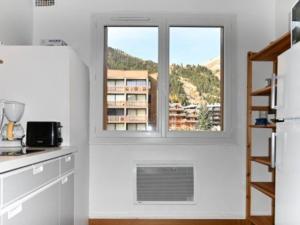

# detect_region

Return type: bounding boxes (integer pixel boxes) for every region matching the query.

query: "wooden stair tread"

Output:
[251,157,271,166]
[251,182,275,199]
[249,124,276,129]
[249,216,273,225]
[251,106,270,111]
[250,32,291,61]
[251,86,271,96]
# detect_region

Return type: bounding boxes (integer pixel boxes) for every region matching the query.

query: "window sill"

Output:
[89,133,238,146]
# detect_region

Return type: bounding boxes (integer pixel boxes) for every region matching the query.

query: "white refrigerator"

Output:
[275,42,300,225]
[0,46,90,225]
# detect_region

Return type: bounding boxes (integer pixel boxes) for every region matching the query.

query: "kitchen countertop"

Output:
[0,146,77,173]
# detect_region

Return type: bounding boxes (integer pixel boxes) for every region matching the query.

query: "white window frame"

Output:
[90,13,237,144]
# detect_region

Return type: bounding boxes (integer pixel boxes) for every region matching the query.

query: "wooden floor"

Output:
[89,219,246,225]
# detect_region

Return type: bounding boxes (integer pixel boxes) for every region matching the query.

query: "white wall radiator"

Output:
[135,164,195,204]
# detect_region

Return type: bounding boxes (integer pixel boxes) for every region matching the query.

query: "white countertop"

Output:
[0,146,77,173]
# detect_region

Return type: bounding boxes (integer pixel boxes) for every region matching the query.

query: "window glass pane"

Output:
[107,124,115,130]
[107,80,115,87]
[137,124,146,131]
[137,109,146,116]
[127,124,137,131]
[169,27,223,132]
[115,80,124,87]
[107,95,115,101]
[116,123,126,130]
[115,95,125,101]
[127,95,136,101]
[137,95,146,102]
[128,109,137,116]
[104,27,158,131]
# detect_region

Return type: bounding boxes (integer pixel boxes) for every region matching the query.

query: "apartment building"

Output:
[169,103,199,131]
[104,69,157,131]
[169,103,222,131]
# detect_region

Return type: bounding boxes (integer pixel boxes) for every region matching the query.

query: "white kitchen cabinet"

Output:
[60,173,74,225]
[61,154,75,175]
[2,181,60,225]
[2,158,59,207]
[0,154,75,225]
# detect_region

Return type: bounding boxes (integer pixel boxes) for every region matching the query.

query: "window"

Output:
[103,27,158,132]
[91,14,235,141]
[169,27,223,132]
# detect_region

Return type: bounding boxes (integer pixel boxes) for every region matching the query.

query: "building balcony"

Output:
[107,115,147,123]
[107,101,148,108]
[169,113,186,117]
[107,86,148,94]
[107,101,126,108]
[169,119,186,124]
[125,86,148,93]
[107,86,125,93]
[126,101,147,108]
[107,115,126,123]
[185,120,198,124]
[126,115,147,123]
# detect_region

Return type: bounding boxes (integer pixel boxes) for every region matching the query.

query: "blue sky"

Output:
[107,27,221,65]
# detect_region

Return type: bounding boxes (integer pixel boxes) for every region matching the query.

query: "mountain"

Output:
[107,47,157,74]
[202,57,221,79]
[107,47,220,106]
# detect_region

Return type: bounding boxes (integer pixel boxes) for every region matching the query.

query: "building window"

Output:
[103,27,158,131]
[169,27,223,132]
[92,14,235,140]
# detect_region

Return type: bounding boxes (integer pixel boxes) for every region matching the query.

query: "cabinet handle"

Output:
[271,132,277,168]
[271,74,277,109]
[65,155,72,162]
[62,176,68,184]
[33,165,44,175]
[7,204,23,219]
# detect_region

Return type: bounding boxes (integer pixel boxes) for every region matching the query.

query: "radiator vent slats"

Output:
[136,166,194,203]
[35,0,55,7]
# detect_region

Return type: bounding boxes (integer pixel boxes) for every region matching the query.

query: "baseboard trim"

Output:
[89,219,246,225]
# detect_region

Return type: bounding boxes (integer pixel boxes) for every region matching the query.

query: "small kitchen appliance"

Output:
[26,121,63,147]
[0,100,25,148]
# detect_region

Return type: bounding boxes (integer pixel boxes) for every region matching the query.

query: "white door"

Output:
[277,43,300,119]
[276,120,300,225]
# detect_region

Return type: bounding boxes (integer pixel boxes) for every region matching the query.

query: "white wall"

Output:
[275,0,296,36]
[0,0,33,45]
[32,0,277,219]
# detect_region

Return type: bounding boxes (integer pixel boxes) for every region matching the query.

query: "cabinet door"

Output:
[276,121,300,225]
[277,43,300,119]
[2,182,60,225]
[61,173,74,225]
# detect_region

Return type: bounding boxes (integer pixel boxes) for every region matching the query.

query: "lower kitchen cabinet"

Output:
[2,181,60,225]
[60,173,74,225]
[0,154,75,225]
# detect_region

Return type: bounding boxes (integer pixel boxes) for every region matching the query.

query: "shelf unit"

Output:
[246,32,291,225]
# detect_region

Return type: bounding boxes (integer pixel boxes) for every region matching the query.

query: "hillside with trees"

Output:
[107,47,221,106]
[107,47,158,74]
